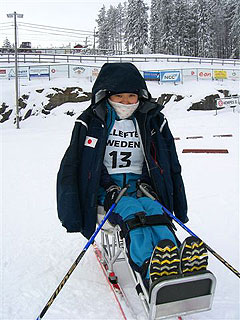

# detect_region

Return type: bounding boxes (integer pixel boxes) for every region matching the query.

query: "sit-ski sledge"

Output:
[97,206,217,320]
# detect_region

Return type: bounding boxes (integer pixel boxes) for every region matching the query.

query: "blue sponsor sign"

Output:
[160,71,181,82]
[143,71,160,81]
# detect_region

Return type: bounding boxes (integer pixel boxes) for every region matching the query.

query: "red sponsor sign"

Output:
[0,69,6,74]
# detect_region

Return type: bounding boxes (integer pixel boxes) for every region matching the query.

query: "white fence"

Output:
[0,64,239,83]
[0,53,239,66]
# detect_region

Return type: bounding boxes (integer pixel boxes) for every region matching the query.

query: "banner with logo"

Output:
[182,69,197,81]
[216,96,240,109]
[143,71,160,81]
[214,70,227,80]
[50,65,68,78]
[29,66,49,78]
[227,70,240,81]
[198,69,212,80]
[0,69,7,79]
[7,67,29,79]
[70,65,90,78]
[160,70,181,82]
[91,68,100,82]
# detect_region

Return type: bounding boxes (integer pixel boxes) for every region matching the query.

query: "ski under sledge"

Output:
[95,208,217,320]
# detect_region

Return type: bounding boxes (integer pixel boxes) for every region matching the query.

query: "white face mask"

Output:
[108,99,139,119]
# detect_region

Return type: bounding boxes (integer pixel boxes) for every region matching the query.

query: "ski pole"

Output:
[36,185,129,320]
[139,183,240,279]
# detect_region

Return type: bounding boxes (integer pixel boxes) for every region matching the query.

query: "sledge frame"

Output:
[97,209,217,320]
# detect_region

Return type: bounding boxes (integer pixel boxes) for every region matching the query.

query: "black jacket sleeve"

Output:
[161,119,188,223]
[56,119,87,232]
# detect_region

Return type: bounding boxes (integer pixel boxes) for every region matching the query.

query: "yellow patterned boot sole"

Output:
[180,236,208,274]
[150,239,180,284]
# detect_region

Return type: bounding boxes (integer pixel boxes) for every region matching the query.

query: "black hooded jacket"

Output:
[57,63,188,239]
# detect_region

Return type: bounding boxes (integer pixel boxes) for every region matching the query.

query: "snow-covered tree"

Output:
[195,0,214,57]
[124,0,149,54]
[115,3,126,53]
[171,0,192,56]
[106,5,119,52]
[3,37,12,49]
[95,0,239,59]
[96,5,110,53]
[227,0,240,58]
[149,0,161,53]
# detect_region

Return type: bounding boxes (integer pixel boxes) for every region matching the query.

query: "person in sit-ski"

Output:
[57,63,208,288]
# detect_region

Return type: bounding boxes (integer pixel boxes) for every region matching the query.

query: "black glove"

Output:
[136,182,159,200]
[104,185,121,212]
[181,216,189,224]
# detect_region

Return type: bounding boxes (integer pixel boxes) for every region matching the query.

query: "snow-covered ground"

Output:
[1,65,240,319]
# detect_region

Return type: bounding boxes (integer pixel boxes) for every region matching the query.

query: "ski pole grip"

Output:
[139,183,156,201]
[115,184,130,204]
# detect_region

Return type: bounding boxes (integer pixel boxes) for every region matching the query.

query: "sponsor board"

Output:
[29,67,49,78]
[70,65,89,78]
[182,69,198,80]
[227,70,240,81]
[198,69,212,80]
[92,68,100,78]
[143,70,181,82]
[216,96,239,108]
[91,68,100,82]
[160,71,181,82]
[50,65,68,78]
[0,69,7,78]
[8,67,29,78]
[143,71,159,81]
[214,70,227,79]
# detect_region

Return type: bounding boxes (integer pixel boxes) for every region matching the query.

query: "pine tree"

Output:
[172,0,191,56]
[115,3,126,53]
[210,0,226,58]
[185,0,199,57]
[195,0,214,57]
[96,5,110,53]
[149,0,161,53]
[107,5,119,53]
[3,37,12,48]
[124,0,149,54]
[228,0,240,58]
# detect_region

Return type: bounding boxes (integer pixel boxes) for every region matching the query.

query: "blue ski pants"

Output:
[113,196,177,278]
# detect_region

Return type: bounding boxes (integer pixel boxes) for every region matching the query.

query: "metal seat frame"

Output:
[97,210,216,320]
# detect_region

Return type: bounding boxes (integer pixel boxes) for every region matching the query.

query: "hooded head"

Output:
[91,62,151,105]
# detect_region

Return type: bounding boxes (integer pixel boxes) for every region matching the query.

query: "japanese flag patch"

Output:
[84,136,98,148]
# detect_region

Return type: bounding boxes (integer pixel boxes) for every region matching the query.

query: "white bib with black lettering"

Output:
[104,119,144,174]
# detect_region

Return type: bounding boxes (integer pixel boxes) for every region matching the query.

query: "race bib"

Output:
[104,119,144,174]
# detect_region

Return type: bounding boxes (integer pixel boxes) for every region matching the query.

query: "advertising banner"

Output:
[50,65,68,78]
[214,70,227,79]
[91,68,100,82]
[0,69,7,79]
[198,69,212,80]
[216,96,239,108]
[182,69,197,81]
[70,65,90,78]
[29,66,49,78]
[160,70,181,82]
[143,71,160,81]
[7,67,29,79]
[227,70,240,81]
